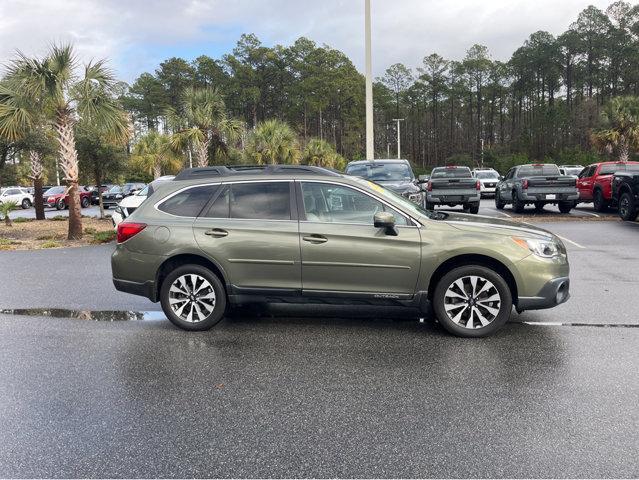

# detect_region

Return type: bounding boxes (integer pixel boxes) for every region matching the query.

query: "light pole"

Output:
[365,0,374,160]
[393,118,404,159]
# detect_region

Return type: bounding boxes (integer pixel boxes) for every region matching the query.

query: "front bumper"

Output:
[517,276,570,312]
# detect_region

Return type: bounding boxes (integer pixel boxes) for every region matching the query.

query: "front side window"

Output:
[158,185,218,217]
[301,182,409,225]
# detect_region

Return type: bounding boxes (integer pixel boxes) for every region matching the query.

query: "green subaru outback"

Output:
[111,165,570,337]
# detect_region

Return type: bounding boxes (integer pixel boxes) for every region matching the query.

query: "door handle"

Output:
[303,234,327,244]
[204,228,228,238]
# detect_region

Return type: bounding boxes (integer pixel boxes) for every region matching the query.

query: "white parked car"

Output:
[0,187,34,209]
[472,168,501,197]
[111,176,175,228]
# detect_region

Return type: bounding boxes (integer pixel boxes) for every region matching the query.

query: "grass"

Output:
[50,215,67,221]
[91,230,116,244]
[0,237,21,247]
[84,227,97,234]
[12,217,32,223]
[40,240,61,249]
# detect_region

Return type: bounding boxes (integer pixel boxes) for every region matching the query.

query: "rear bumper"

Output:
[113,278,157,302]
[520,191,579,202]
[517,276,570,312]
[427,193,480,204]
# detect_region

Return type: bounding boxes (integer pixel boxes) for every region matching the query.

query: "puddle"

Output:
[515,321,639,328]
[0,308,166,322]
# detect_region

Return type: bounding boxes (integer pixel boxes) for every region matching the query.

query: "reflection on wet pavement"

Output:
[0,308,165,321]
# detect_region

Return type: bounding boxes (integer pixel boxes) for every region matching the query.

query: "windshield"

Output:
[475,171,499,179]
[108,185,123,194]
[351,177,444,221]
[431,167,472,179]
[563,167,583,175]
[136,186,149,196]
[517,165,560,176]
[44,186,65,195]
[346,163,414,182]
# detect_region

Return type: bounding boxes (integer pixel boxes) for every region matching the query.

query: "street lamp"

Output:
[392,118,404,159]
[365,0,374,160]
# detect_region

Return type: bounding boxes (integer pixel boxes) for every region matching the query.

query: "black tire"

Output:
[81,196,90,208]
[593,189,608,212]
[425,201,435,210]
[534,202,544,212]
[433,265,513,338]
[103,205,109,210]
[21,198,31,209]
[495,190,506,210]
[558,201,573,214]
[160,264,227,331]
[512,191,525,213]
[469,203,479,214]
[55,199,65,210]
[619,192,638,221]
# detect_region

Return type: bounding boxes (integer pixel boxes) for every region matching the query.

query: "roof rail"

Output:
[173,164,341,181]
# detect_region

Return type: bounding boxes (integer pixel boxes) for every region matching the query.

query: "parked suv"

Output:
[576,161,639,212]
[111,165,570,338]
[0,187,33,209]
[42,185,92,209]
[495,164,578,213]
[472,168,501,197]
[345,159,425,206]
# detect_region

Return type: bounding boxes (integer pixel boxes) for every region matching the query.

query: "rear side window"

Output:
[231,182,291,220]
[158,185,218,217]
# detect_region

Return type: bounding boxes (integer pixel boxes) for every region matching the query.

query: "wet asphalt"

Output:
[0,210,637,477]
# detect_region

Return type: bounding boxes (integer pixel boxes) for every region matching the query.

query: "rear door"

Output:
[193,180,301,293]
[297,181,421,296]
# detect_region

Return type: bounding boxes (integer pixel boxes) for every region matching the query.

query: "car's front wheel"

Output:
[494,190,506,210]
[55,199,65,210]
[619,192,638,221]
[433,265,513,337]
[160,264,227,331]
[593,190,608,212]
[81,196,90,208]
[21,198,31,209]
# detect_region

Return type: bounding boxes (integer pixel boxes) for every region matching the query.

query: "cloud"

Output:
[0,0,615,82]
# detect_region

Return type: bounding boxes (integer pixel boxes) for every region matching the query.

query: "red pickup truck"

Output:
[577,161,639,211]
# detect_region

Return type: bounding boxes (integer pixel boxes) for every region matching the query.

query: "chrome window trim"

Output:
[298,179,423,227]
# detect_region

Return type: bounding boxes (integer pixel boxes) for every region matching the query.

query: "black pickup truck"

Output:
[425,166,480,213]
[495,164,579,213]
[611,172,639,221]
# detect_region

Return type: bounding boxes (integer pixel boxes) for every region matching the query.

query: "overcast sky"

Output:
[0,0,618,82]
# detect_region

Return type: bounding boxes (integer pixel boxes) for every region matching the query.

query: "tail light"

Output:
[117,222,146,243]
[476,180,481,190]
[427,181,433,192]
[522,179,529,189]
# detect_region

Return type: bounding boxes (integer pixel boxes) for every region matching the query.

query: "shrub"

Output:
[12,217,32,223]
[91,230,116,244]
[40,240,60,249]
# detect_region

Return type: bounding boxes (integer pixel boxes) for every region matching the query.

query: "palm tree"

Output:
[169,86,243,167]
[5,44,129,239]
[131,131,182,179]
[301,138,346,170]
[0,79,49,220]
[244,120,301,165]
[591,96,639,162]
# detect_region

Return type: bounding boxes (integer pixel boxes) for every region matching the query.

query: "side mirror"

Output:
[374,211,398,236]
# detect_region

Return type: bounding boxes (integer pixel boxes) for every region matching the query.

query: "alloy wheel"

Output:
[620,196,629,218]
[168,274,216,323]
[443,275,501,329]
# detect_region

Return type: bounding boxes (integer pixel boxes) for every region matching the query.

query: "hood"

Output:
[375,180,419,193]
[442,212,555,239]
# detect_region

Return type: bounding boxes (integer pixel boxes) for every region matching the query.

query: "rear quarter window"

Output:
[157,185,218,217]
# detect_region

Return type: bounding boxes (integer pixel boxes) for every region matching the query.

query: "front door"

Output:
[193,181,301,292]
[297,181,421,296]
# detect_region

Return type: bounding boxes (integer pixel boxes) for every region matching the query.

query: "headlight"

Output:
[512,236,562,258]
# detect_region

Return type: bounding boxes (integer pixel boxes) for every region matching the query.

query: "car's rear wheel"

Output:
[55,199,65,210]
[593,190,608,212]
[433,265,512,338]
[512,191,525,213]
[494,190,506,210]
[619,192,638,221]
[468,203,479,214]
[21,198,31,209]
[558,201,573,214]
[160,264,227,331]
[81,196,90,208]
[534,202,544,212]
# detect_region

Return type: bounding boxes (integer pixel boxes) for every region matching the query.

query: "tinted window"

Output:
[301,182,409,225]
[158,185,217,217]
[203,186,230,218]
[475,171,499,179]
[231,182,291,220]
[44,186,65,195]
[600,163,639,174]
[431,167,472,179]
[517,165,560,177]
[346,163,414,181]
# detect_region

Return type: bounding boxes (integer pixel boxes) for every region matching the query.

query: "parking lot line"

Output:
[495,210,512,218]
[557,235,586,249]
[573,209,600,218]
